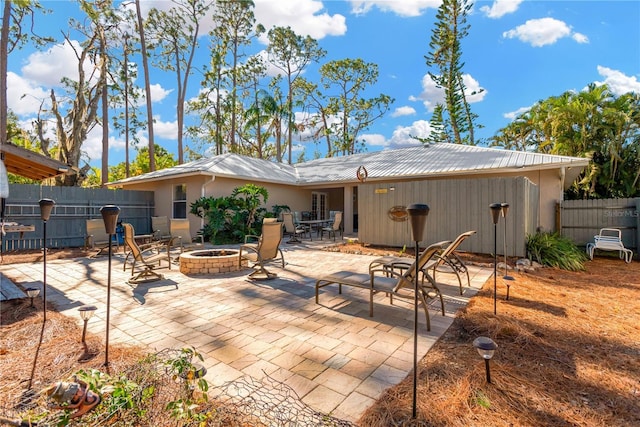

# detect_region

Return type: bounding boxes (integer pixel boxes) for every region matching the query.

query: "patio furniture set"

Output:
[315,230,476,331]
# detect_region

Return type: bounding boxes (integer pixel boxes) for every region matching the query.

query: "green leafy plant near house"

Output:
[190,184,272,244]
[526,232,587,271]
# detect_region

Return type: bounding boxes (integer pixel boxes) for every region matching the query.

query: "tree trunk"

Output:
[136,0,155,171]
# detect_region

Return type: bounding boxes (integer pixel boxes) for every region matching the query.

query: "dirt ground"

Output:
[1,244,639,426]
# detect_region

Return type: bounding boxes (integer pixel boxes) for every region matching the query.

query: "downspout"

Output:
[558,167,566,234]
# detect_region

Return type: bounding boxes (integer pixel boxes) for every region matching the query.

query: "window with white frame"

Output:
[173,184,187,218]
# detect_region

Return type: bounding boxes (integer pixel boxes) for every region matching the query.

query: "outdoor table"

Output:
[298,219,331,239]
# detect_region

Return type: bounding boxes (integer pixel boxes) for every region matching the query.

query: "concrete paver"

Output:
[0,241,491,423]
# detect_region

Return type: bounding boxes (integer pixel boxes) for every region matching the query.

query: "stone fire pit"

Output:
[179,249,247,275]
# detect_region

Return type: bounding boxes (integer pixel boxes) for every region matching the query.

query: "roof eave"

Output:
[108,171,215,188]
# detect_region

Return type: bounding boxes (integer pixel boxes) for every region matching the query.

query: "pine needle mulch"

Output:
[358,256,640,426]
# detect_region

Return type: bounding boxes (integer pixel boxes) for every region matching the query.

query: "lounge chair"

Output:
[170,218,204,253]
[315,241,447,331]
[586,228,633,263]
[238,222,285,279]
[320,211,342,241]
[369,231,476,295]
[123,223,173,283]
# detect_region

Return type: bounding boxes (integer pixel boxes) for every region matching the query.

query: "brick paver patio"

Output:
[1,241,491,422]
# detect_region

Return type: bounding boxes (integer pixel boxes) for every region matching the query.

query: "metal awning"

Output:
[0,143,70,181]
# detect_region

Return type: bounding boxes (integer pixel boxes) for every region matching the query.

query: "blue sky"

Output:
[6,0,640,170]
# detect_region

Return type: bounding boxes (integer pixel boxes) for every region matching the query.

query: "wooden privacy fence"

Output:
[558,198,640,254]
[1,184,155,251]
[358,177,539,257]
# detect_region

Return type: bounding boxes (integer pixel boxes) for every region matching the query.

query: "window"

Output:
[173,184,187,218]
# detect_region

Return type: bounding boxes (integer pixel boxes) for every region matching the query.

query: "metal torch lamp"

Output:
[39,198,55,322]
[501,203,514,299]
[489,203,501,315]
[406,203,429,419]
[100,205,120,368]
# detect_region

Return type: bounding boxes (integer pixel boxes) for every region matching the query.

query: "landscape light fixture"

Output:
[407,203,429,419]
[26,287,40,308]
[100,205,120,368]
[473,336,498,383]
[489,203,501,315]
[501,203,515,300]
[39,198,55,322]
[78,305,97,343]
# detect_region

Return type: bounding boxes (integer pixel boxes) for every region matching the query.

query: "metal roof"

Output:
[111,153,298,186]
[295,144,590,184]
[109,144,589,187]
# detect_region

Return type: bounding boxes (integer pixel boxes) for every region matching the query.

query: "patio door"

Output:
[311,192,327,220]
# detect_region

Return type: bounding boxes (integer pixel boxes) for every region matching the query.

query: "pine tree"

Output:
[425,0,480,145]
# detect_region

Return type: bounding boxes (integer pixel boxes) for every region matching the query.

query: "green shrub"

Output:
[526,232,587,271]
[190,184,271,244]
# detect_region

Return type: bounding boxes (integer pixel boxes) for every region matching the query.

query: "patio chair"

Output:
[170,218,204,253]
[320,211,342,241]
[238,222,285,279]
[123,223,173,283]
[282,212,309,242]
[85,218,119,256]
[315,240,447,331]
[151,216,171,241]
[586,228,633,263]
[368,231,476,295]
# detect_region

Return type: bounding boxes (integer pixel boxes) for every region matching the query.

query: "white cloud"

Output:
[504,106,531,120]
[152,117,178,140]
[6,72,50,116]
[572,32,589,44]
[480,0,523,19]
[502,17,584,47]
[21,40,87,88]
[254,0,346,40]
[149,84,172,104]
[386,120,434,149]
[411,73,486,112]
[83,126,105,162]
[594,66,640,95]
[359,133,387,147]
[348,0,440,17]
[360,121,433,150]
[391,106,416,117]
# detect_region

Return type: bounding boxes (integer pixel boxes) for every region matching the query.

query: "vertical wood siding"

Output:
[559,198,639,253]
[2,184,155,251]
[358,177,538,257]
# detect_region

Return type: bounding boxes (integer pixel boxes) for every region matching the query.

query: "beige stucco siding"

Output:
[205,177,313,215]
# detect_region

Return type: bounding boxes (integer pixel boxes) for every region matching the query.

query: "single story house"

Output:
[109,144,589,257]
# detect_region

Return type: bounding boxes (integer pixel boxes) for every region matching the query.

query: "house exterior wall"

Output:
[379,168,560,233]
[122,176,315,236]
[357,177,538,257]
[204,177,313,215]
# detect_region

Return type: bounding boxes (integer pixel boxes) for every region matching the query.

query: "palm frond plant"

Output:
[526,232,587,271]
